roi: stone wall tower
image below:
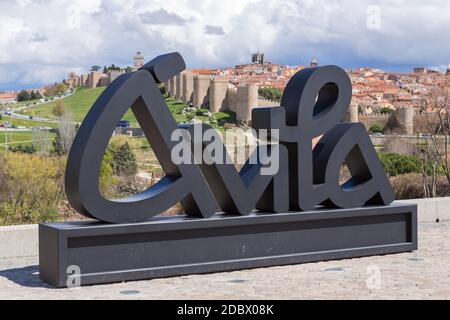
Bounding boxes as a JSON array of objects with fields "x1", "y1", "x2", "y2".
[
  {"x1": 397, "y1": 107, "x2": 414, "y2": 135},
  {"x1": 182, "y1": 72, "x2": 194, "y2": 104},
  {"x1": 343, "y1": 104, "x2": 358, "y2": 123},
  {"x1": 169, "y1": 76, "x2": 176, "y2": 98},
  {"x1": 193, "y1": 76, "x2": 211, "y2": 108},
  {"x1": 236, "y1": 85, "x2": 258, "y2": 121},
  {"x1": 384, "y1": 106, "x2": 415, "y2": 135},
  {"x1": 210, "y1": 78, "x2": 228, "y2": 112},
  {"x1": 175, "y1": 72, "x2": 184, "y2": 100}
]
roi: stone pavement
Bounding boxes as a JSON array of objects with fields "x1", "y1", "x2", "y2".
[{"x1": 0, "y1": 222, "x2": 449, "y2": 300}]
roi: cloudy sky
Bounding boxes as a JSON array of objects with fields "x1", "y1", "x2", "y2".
[{"x1": 1, "y1": 0, "x2": 450, "y2": 90}]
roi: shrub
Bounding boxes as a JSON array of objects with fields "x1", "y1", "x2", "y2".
[
  {"x1": 369, "y1": 123, "x2": 383, "y2": 133},
  {"x1": 99, "y1": 149, "x2": 116, "y2": 195},
  {"x1": 378, "y1": 152, "x2": 422, "y2": 176},
  {"x1": 112, "y1": 143, "x2": 137, "y2": 176},
  {"x1": 0, "y1": 154, "x2": 65, "y2": 225},
  {"x1": 52, "y1": 100, "x2": 65, "y2": 117},
  {"x1": 196, "y1": 108, "x2": 209, "y2": 116},
  {"x1": 258, "y1": 87, "x2": 282, "y2": 102},
  {"x1": 9, "y1": 144, "x2": 36, "y2": 154},
  {"x1": 108, "y1": 141, "x2": 137, "y2": 176}
]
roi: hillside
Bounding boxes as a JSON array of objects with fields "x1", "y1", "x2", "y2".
[
  {"x1": 19, "y1": 87, "x2": 106, "y2": 123},
  {"x1": 17, "y1": 86, "x2": 236, "y2": 128}
]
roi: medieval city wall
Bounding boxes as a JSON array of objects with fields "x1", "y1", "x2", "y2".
[
  {"x1": 166, "y1": 73, "x2": 278, "y2": 121},
  {"x1": 165, "y1": 72, "x2": 416, "y2": 133}
]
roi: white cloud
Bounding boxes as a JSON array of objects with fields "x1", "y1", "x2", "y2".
[{"x1": 1, "y1": 0, "x2": 450, "y2": 89}]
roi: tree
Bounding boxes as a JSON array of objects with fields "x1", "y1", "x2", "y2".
[
  {"x1": 55, "y1": 83, "x2": 67, "y2": 96},
  {"x1": 109, "y1": 142, "x2": 137, "y2": 176},
  {"x1": 44, "y1": 82, "x2": 67, "y2": 98},
  {"x1": 53, "y1": 114, "x2": 76, "y2": 155},
  {"x1": 30, "y1": 90, "x2": 41, "y2": 100},
  {"x1": 258, "y1": 87, "x2": 282, "y2": 102},
  {"x1": 52, "y1": 100, "x2": 65, "y2": 117},
  {"x1": 32, "y1": 129, "x2": 52, "y2": 155},
  {"x1": 17, "y1": 90, "x2": 30, "y2": 102},
  {"x1": 418, "y1": 78, "x2": 450, "y2": 186},
  {"x1": 90, "y1": 65, "x2": 101, "y2": 72}
]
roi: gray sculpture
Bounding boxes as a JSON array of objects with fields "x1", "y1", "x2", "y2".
[
  {"x1": 39, "y1": 52, "x2": 416, "y2": 287},
  {"x1": 65, "y1": 53, "x2": 394, "y2": 223}
]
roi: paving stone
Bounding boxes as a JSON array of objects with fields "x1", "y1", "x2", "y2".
[{"x1": 0, "y1": 222, "x2": 449, "y2": 299}]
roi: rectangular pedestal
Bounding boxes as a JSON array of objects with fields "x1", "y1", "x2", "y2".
[{"x1": 39, "y1": 203, "x2": 417, "y2": 287}]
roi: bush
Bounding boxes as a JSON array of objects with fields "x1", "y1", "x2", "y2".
[
  {"x1": 17, "y1": 90, "x2": 31, "y2": 102},
  {"x1": 99, "y1": 149, "x2": 116, "y2": 195},
  {"x1": 369, "y1": 123, "x2": 383, "y2": 133},
  {"x1": 111, "y1": 142, "x2": 137, "y2": 176},
  {"x1": 196, "y1": 108, "x2": 209, "y2": 116},
  {"x1": 52, "y1": 100, "x2": 65, "y2": 117},
  {"x1": 0, "y1": 154, "x2": 65, "y2": 225},
  {"x1": 9, "y1": 144, "x2": 36, "y2": 154},
  {"x1": 258, "y1": 87, "x2": 282, "y2": 102},
  {"x1": 108, "y1": 141, "x2": 137, "y2": 176},
  {"x1": 378, "y1": 152, "x2": 422, "y2": 176}
]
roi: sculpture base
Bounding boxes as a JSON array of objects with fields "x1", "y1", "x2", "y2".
[{"x1": 39, "y1": 203, "x2": 417, "y2": 287}]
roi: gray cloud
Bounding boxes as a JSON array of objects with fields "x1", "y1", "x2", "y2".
[
  {"x1": 140, "y1": 9, "x2": 186, "y2": 26},
  {"x1": 1, "y1": 0, "x2": 450, "y2": 90},
  {"x1": 30, "y1": 33, "x2": 48, "y2": 42},
  {"x1": 205, "y1": 25, "x2": 225, "y2": 35}
]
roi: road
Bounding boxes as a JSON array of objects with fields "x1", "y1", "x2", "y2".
[{"x1": 1, "y1": 93, "x2": 73, "y2": 124}]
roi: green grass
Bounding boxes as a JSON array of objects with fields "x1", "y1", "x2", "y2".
[
  {"x1": 17, "y1": 87, "x2": 237, "y2": 128},
  {"x1": 0, "y1": 131, "x2": 57, "y2": 154},
  {"x1": 13, "y1": 99, "x2": 41, "y2": 108},
  {"x1": 8, "y1": 118, "x2": 58, "y2": 129},
  {"x1": 19, "y1": 87, "x2": 106, "y2": 122},
  {"x1": 0, "y1": 131, "x2": 34, "y2": 143}
]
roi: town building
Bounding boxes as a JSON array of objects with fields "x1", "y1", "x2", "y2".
[{"x1": 0, "y1": 92, "x2": 18, "y2": 105}]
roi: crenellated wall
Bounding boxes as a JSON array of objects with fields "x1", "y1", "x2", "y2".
[
  {"x1": 165, "y1": 73, "x2": 417, "y2": 130},
  {"x1": 166, "y1": 74, "x2": 281, "y2": 121}
]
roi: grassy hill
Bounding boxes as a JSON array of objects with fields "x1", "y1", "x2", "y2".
[
  {"x1": 18, "y1": 86, "x2": 236, "y2": 128},
  {"x1": 19, "y1": 87, "x2": 107, "y2": 123}
]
